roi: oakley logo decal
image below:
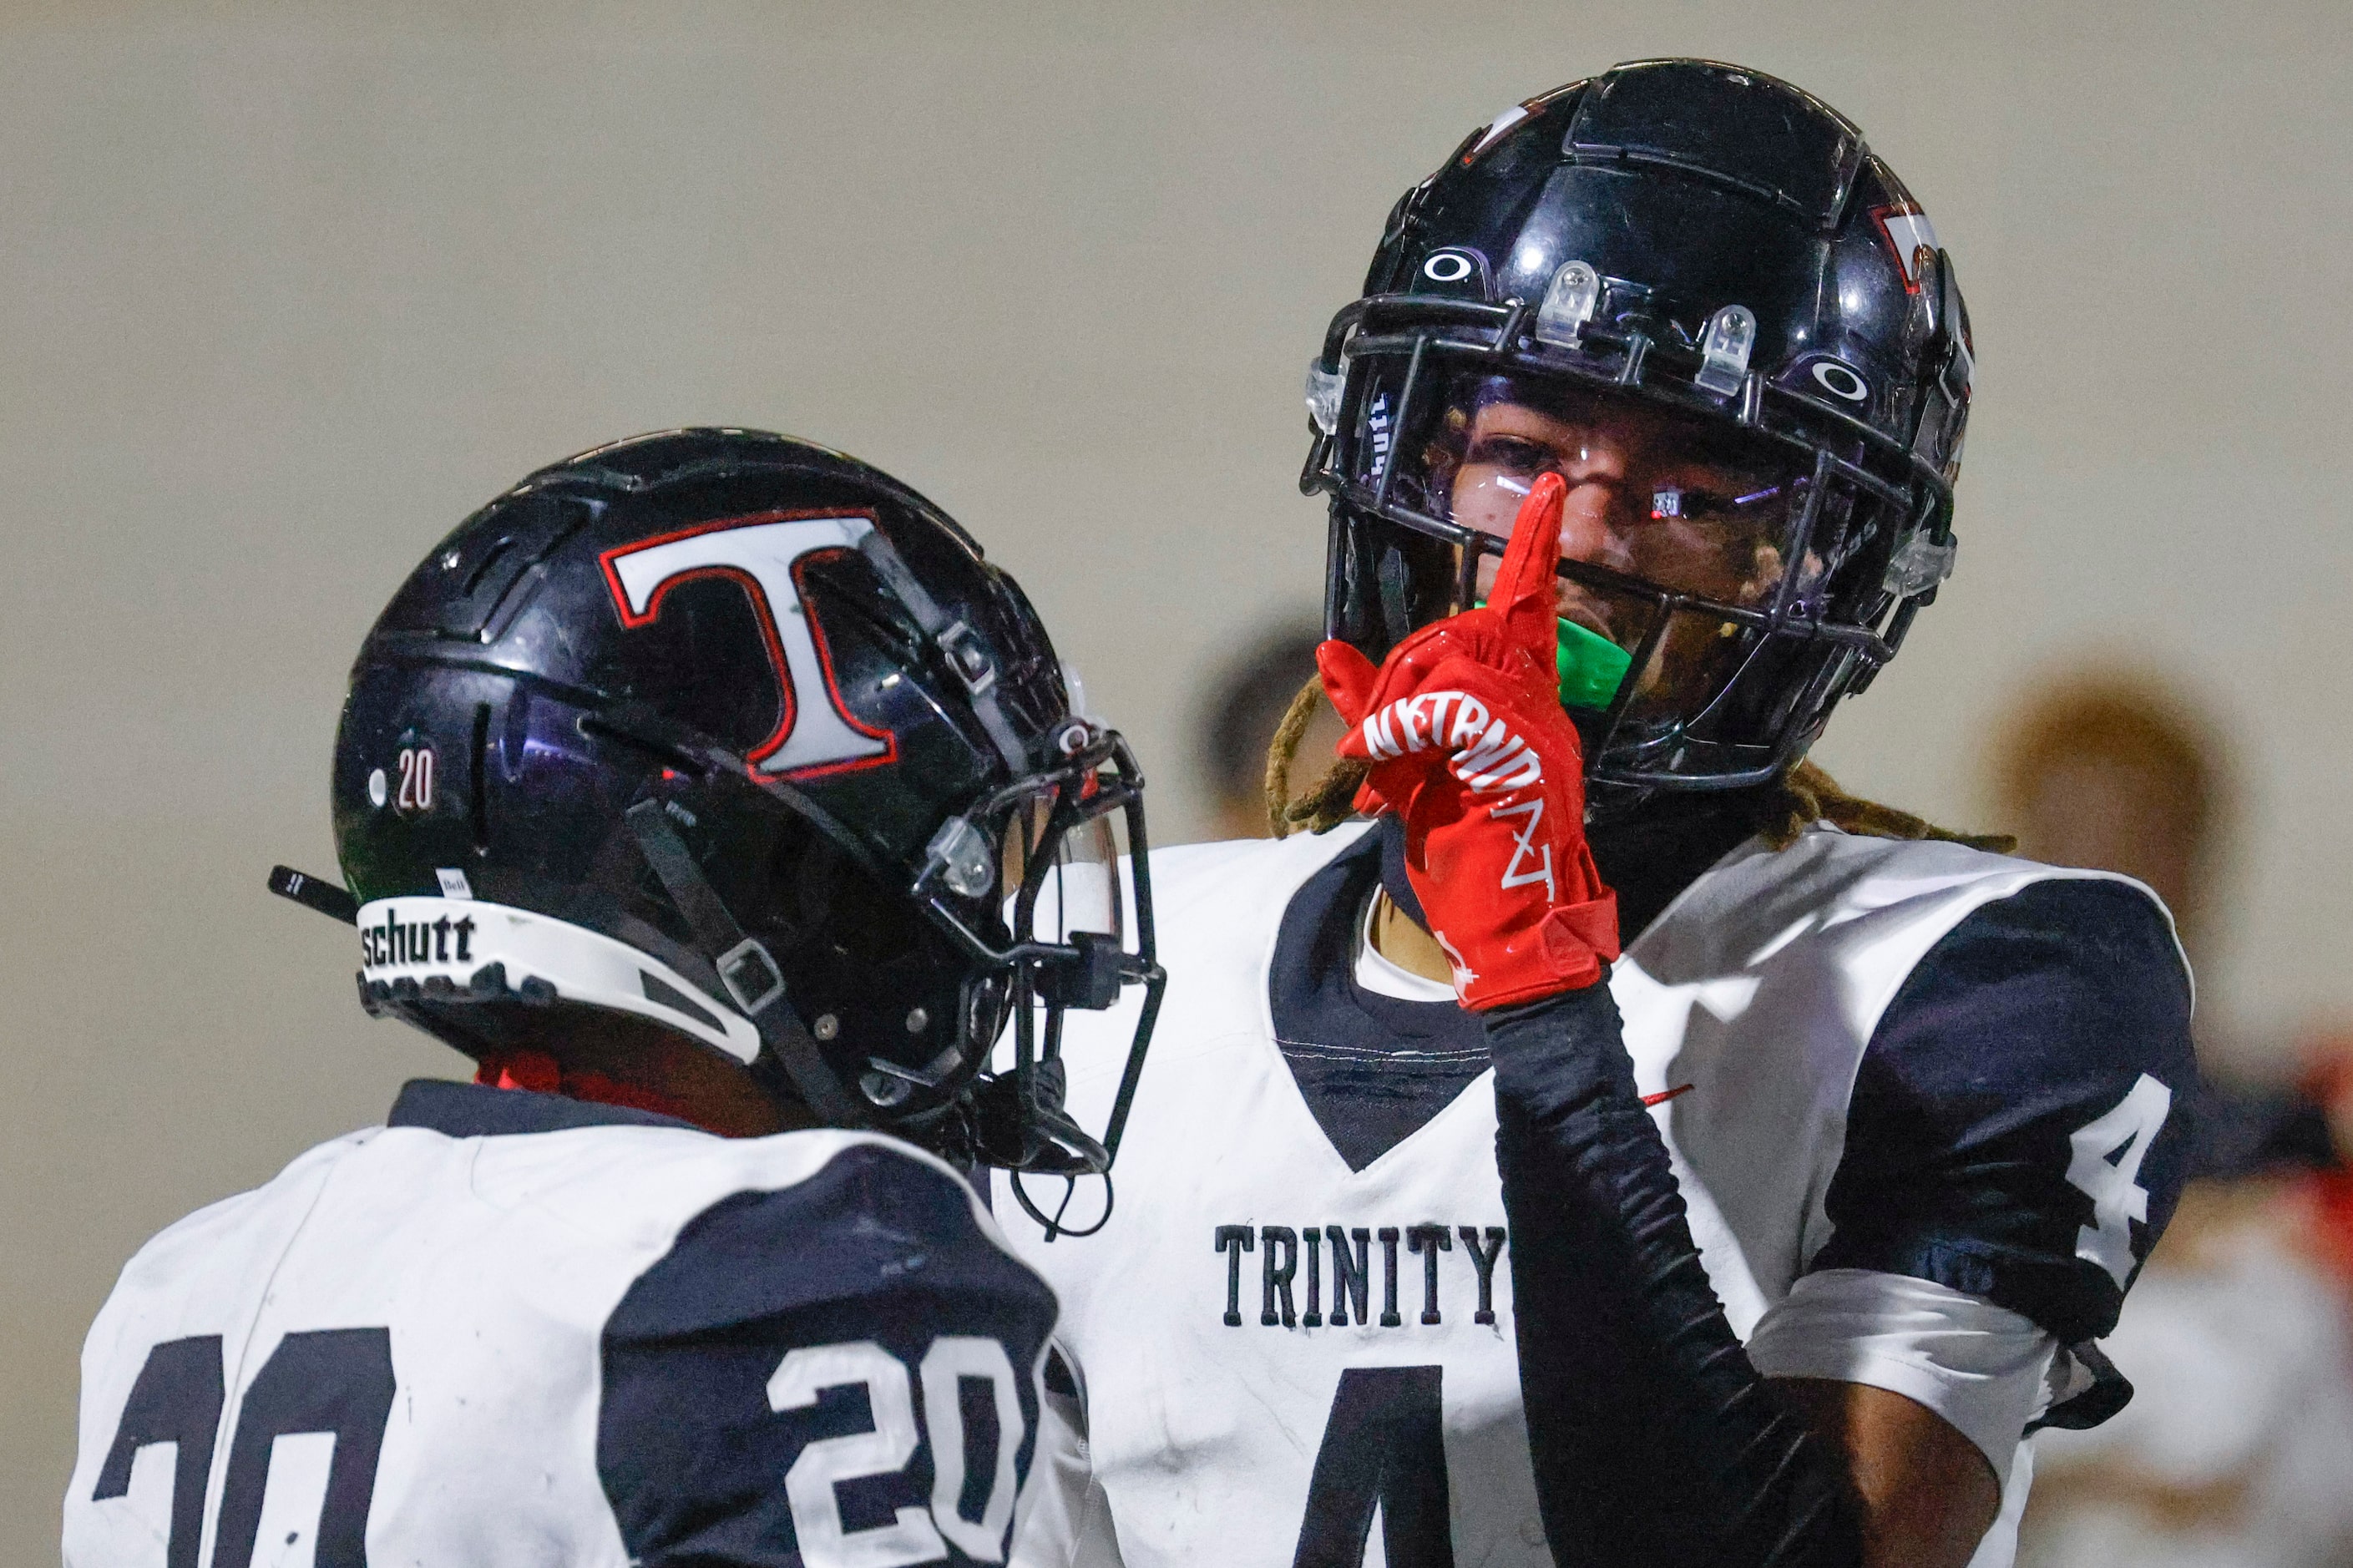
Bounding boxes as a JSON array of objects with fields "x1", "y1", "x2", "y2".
[
  {"x1": 600, "y1": 513, "x2": 896, "y2": 778},
  {"x1": 1809, "y1": 360, "x2": 1870, "y2": 402},
  {"x1": 1414, "y1": 247, "x2": 1492, "y2": 301}
]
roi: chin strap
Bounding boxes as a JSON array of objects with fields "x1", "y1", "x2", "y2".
[{"x1": 622, "y1": 800, "x2": 871, "y2": 1128}]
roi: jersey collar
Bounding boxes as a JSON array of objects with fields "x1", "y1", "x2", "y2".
[{"x1": 387, "y1": 1079, "x2": 703, "y2": 1138}]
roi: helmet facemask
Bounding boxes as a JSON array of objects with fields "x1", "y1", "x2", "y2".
[
  {"x1": 564, "y1": 672, "x2": 1163, "y2": 1198},
  {"x1": 908, "y1": 722, "x2": 1161, "y2": 1211},
  {"x1": 1304, "y1": 60, "x2": 1975, "y2": 802},
  {"x1": 1308, "y1": 294, "x2": 1954, "y2": 797}
]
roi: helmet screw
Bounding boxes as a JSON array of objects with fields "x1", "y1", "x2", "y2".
[
  {"x1": 859, "y1": 1070, "x2": 913, "y2": 1107},
  {"x1": 906, "y1": 1008, "x2": 929, "y2": 1033},
  {"x1": 813, "y1": 1014, "x2": 840, "y2": 1041}
]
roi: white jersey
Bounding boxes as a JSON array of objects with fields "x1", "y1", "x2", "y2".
[
  {"x1": 66, "y1": 1081, "x2": 1058, "y2": 1568},
  {"x1": 999, "y1": 821, "x2": 2196, "y2": 1568}
]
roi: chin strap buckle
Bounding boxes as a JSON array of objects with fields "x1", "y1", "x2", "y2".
[
  {"x1": 717, "y1": 938, "x2": 785, "y2": 1016},
  {"x1": 937, "y1": 620, "x2": 998, "y2": 695},
  {"x1": 1034, "y1": 930, "x2": 1126, "y2": 1011},
  {"x1": 623, "y1": 798, "x2": 871, "y2": 1128}
]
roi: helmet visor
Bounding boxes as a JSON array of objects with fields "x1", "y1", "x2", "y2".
[
  {"x1": 1338, "y1": 359, "x2": 1905, "y2": 781},
  {"x1": 1365, "y1": 366, "x2": 1824, "y2": 616},
  {"x1": 1002, "y1": 785, "x2": 1128, "y2": 953}
]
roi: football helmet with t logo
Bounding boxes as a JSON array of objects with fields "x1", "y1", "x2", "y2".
[
  {"x1": 1303, "y1": 58, "x2": 1976, "y2": 802},
  {"x1": 274, "y1": 428, "x2": 1162, "y2": 1178}
]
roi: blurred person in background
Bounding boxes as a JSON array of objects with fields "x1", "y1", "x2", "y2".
[
  {"x1": 2015, "y1": 1189, "x2": 2353, "y2": 1568},
  {"x1": 1195, "y1": 620, "x2": 1349, "y2": 840},
  {"x1": 1991, "y1": 671, "x2": 2219, "y2": 962},
  {"x1": 1990, "y1": 671, "x2": 2349, "y2": 1177},
  {"x1": 1994, "y1": 670, "x2": 2353, "y2": 1568}
]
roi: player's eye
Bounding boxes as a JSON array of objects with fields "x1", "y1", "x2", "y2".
[{"x1": 1466, "y1": 434, "x2": 1556, "y2": 476}]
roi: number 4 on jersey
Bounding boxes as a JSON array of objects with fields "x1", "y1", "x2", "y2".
[
  {"x1": 1293, "y1": 1366, "x2": 1455, "y2": 1568},
  {"x1": 2066, "y1": 1072, "x2": 2173, "y2": 1288}
]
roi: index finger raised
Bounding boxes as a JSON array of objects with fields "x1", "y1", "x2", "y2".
[{"x1": 1492, "y1": 471, "x2": 1566, "y2": 655}]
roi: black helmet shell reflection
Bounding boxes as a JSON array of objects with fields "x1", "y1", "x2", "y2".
[{"x1": 317, "y1": 428, "x2": 1161, "y2": 1177}]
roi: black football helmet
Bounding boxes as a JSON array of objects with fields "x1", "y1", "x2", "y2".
[
  {"x1": 1303, "y1": 59, "x2": 1974, "y2": 800},
  {"x1": 271, "y1": 428, "x2": 1163, "y2": 1180}
]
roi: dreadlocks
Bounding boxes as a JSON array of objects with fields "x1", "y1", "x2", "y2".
[{"x1": 1263, "y1": 675, "x2": 2010, "y2": 852}]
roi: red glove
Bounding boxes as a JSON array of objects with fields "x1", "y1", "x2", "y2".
[{"x1": 1318, "y1": 472, "x2": 1619, "y2": 1008}]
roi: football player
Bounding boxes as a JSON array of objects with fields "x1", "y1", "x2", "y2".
[
  {"x1": 1002, "y1": 60, "x2": 2194, "y2": 1568},
  {"x1": 63, "y1": 430, "x2": 1162, "y2": 1567}
]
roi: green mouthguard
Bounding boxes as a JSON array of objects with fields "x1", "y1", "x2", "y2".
[
  {"x1": 1553, "y1": 615, "x2": 1632, "y2": 709},
  {"x1": 1475, "y1": 600, "x2": 1633, "y2": 710}
]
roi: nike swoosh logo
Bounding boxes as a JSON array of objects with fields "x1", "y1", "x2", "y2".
[{"x1": 1641, "y1": 1084, "x2": 1694, "y2": 1107}]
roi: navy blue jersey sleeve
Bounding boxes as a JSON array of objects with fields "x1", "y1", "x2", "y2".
[
  {"x1": 597, "y1": 1143, "x2": 1058, "y2": 1567},
  {"x1": 1812, "y1": 878, "x2": 2198, "y2": 1346}
]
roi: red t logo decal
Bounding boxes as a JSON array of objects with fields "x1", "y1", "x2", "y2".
[{"x1": 600, "y1": 512, "x2": 897, "y2": 778}]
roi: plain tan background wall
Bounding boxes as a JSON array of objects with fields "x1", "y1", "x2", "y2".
[{"x1": 4, "y1": 0, "x2": 2349, "y2": 1553}]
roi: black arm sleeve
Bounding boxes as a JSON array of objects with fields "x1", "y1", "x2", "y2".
[{"x1": 1488, "y1": 985, "x2": 1863, "y2": 1568}]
